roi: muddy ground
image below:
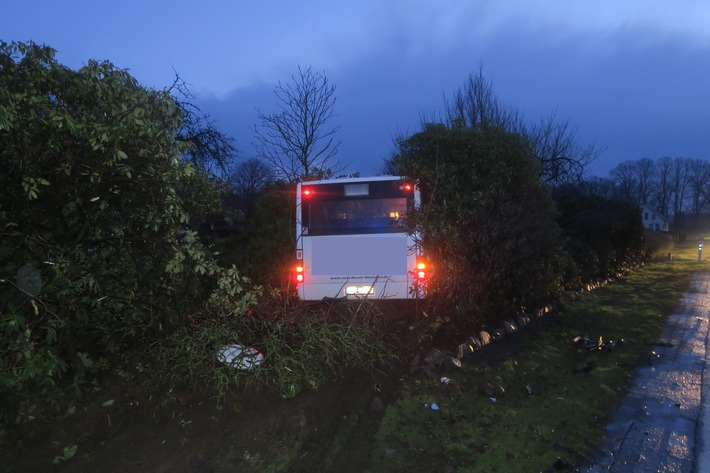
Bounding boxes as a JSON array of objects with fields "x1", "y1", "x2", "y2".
[{"x1": 6, "y1": 308, "x2": 528, "y2": 473}]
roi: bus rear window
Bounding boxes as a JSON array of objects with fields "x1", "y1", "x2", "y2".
[{"x1": 305, "y1": 197, "x2": 408, "y2": 235}]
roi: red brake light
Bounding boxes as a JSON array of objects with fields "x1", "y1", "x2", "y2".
[
  {"x1": 303, "y1": 188, "x2": 312, "y2": 197},
  {"x1": 295, "y1": 263, "x2": 304, "y2": 283},
  {"x1": 402, "y1": 183, "x2": 413, "y2": 192},
  {"x1": 416, "y1": 261, "x2": 426, "y2": 280}
]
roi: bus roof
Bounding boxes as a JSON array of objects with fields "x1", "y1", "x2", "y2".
[{"x1": 298, "y1": 175, "x2": 404, "y2": 187}]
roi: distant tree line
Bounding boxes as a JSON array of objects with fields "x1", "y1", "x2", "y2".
[{"x1": 579, "y1": 157, "x2": 710, "y2": 229}]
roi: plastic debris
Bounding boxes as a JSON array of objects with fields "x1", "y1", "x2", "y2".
[
  {"x1": 440, "y1": 376, "x2": 451, "y2": 385},
  {"x1": 217, "y1": 344, "x2": 264, "y2": 370},
  {"x1": 424, "y1": 403, "x2": 440, "y2": 410}
]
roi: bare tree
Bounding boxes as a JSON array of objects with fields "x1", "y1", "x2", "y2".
[
  {"x1": 230, "y1": 158, "x2": 274, "y2": 199},
  {"x1": 653, "y1": 157, "x2": 673, "y2": 217},
  {"x1": 688, "y1": 159, "x2": 710, "y2": 223},
  {"x1": 252, "y1": 65, "x2": 342, "y2": 182},
  {"x1": 441, "y1": 68, "x2": 597, "y2": 186},
  {"x1": 672, "y1": 157, "x2": 692, "y2": 216},
  {"x1": 228, "y1": 158, "x2": 274, "y2": 217},
  {"x1": 525, "y1": 112, "x2": 598, "y2": 186},
  {"x1": 582, "y1": 176, "x2": 616, "y2": 198},
  {"x1": 611, "y1": 161, "x2": 638, "y2": 201},
  {"x1": 635, "y1": 158, "x2": 656, "y2": 205},
  {"x1": 170, "y1": 75, "x2": 236, "y2": 176},
  {"x1": 444, "y1": 68, "x2": 522, "y2": 131}
]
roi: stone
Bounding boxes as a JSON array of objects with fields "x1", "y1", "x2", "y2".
[
  {"x1": 424, "y1": 349, "x2": 448, "y2": 368},
  {"x1": 514, "y1": 315, "x2": 527, "y2": 328},
  {"x1": 286, "y1": 413, "x2": 307, "y2": 429},
  {"x1": 443, "y1": 356, "x2": 462, "y2": 371},
  {"x1": 468, "y1": 335, "x2": 482, "y2": 350},
  {"x1": 480, "y1": 382, "x2": 496, "y2": 397},
  {"x1": 503, "y1": 320, "x2": 518, "y2": 336},
  {"x1": 478, "y1": 331, "x2": 491, "y2": 346},
  {"x1": 370, "y1": 396, "x2": 386, "y2": 412},
  {"x1": 456, "y1": 343, "x2": 467, "y2": 359}
]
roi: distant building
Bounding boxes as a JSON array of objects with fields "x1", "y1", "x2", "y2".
[{"x1": 641, "y1": 205, "x2": 669, "y2": 232}]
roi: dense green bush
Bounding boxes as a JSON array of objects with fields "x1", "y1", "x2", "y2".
[
  {"x1": 0, "y1": 42, "x2": 259, "y2": 426},
  {"x1": 389, "y1": 123, "x2": 571, "y2": 325},
  {"x1": 553, "y1": 186, "x2": 648, "y2": 283},
  {"x1": 219, "y1": 183, "x2": 297, "y2": 290}
]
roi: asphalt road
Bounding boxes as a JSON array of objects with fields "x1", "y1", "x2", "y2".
[{"x1": 582, "y1": 272, "x2": 710, "y2": 473}]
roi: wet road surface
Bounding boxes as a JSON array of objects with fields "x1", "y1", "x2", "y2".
[{"x1": 582, "y1": 273, "x2": 710, "y2": 473}]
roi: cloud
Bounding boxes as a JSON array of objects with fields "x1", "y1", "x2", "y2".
[{"x1": 7, "y1": 0, "x2": 709, "y2": 177}]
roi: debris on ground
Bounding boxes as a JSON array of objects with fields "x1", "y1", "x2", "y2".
[
  {"x1": 479, "y1": 381, "x2": 505, "y2": 398},
  {"x1": 573, "y1": 335, "x2": 627, "y2": 351},
  {"x1": 217, "y1": 344, "x2": 264, "y2": 370}
]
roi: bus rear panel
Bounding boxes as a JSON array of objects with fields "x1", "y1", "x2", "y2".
[{"x1": 295, "y1": 176, "x2": 425, "y2": 301}]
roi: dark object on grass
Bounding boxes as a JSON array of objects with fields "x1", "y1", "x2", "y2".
[
  {"x1": 572, "y1": 362, "x2": 597, "y2": 374},
  {"x1": 541, "y1": 456, "x2": 573, "y2": 473},
  {"x1": 573, "y1": 335, "x2": 627, "y2": 351},
  {"x1": 573, "y1": 335, "x2": 602, "y2": 350},
  {"x1": 553, "y1": 457, "x2": 573, "y2": 470}
]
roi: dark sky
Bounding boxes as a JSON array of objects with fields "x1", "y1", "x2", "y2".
[{"x1": 5, "y1": 1, "x2": 710, "y2": 177}]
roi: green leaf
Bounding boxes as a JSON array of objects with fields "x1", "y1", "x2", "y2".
[
  {"x1": 63, "y1": 444, "x2": 78, "y2": 459},
  {"x1": 101, "y1": 399, "x2": 115, "y2": 407}
]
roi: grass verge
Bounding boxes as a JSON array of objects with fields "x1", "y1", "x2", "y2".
[{"x1": 366, "y1": 237, "x2": 707, "y2": 473}]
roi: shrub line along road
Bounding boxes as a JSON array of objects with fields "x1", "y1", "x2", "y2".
[{"x1": 582, "y1": 272, "x2": 710, "y2": 473}]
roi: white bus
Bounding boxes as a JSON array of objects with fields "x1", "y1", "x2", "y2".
[{"x1": 295, "y1": 176, "x2": 426, "y2": 301}]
